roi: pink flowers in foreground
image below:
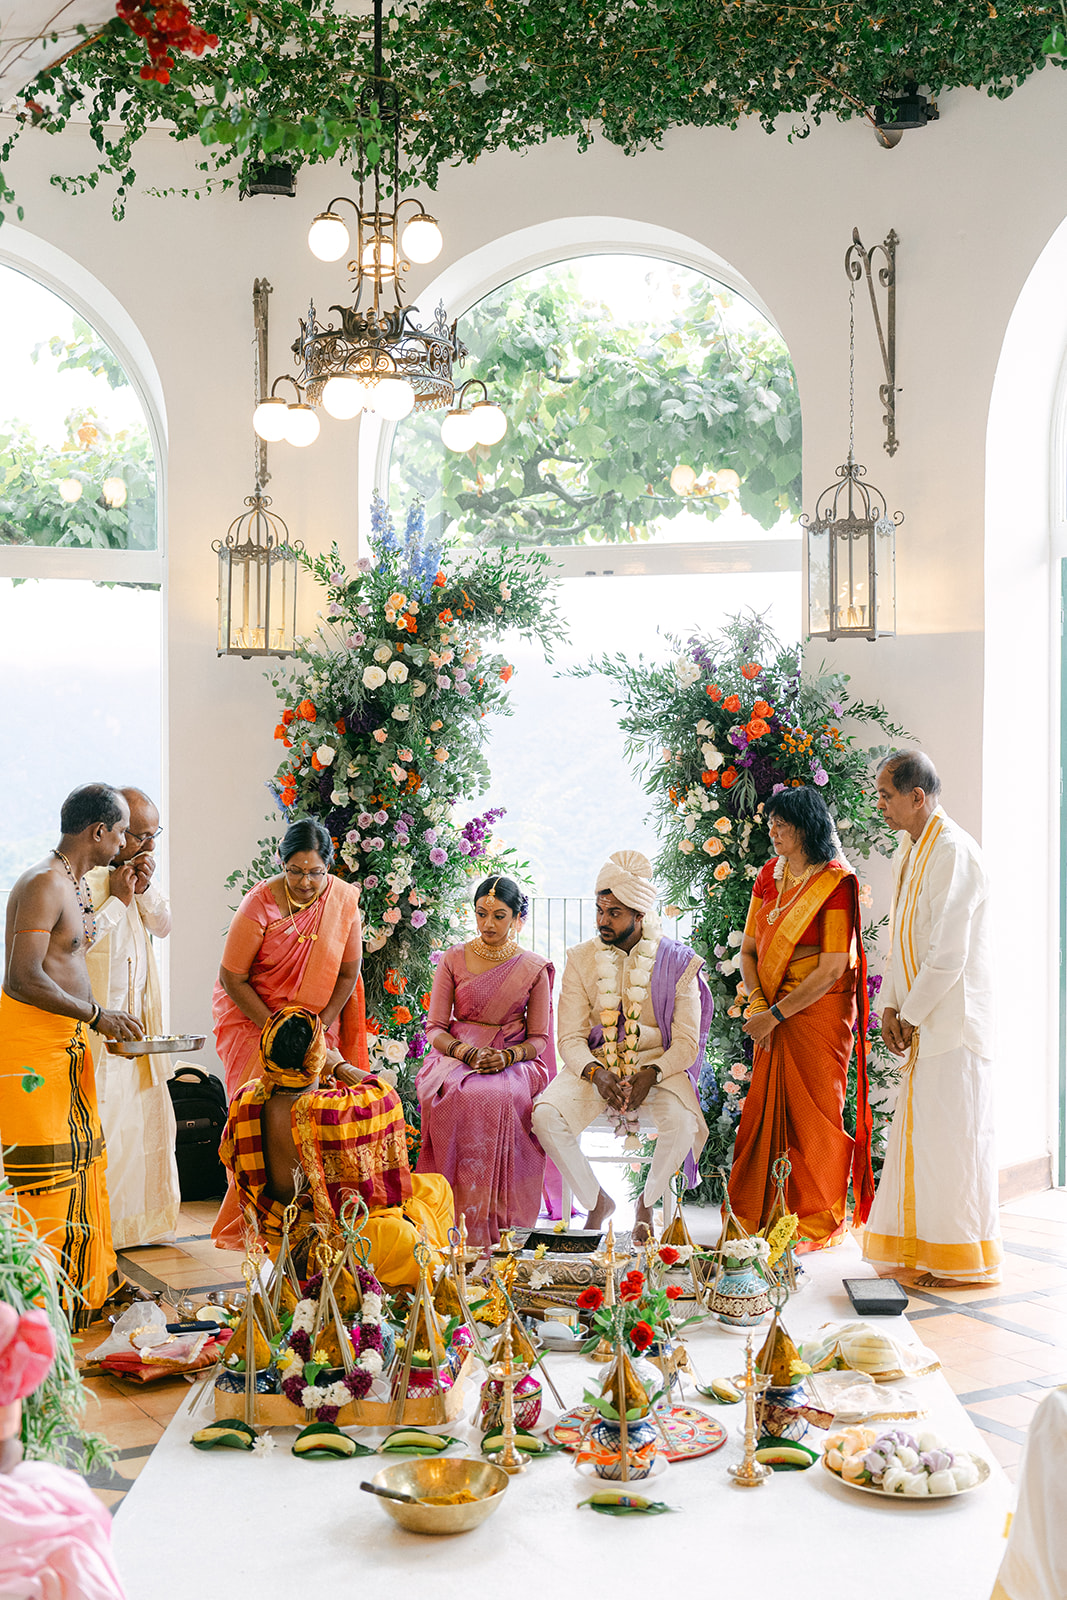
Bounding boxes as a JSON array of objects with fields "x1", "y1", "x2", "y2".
[{"x1": 0, "y1": 1305, "x2": 55, "y2": 1403}]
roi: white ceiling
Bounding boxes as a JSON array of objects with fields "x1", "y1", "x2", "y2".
[{"x1": 0, "y1": 0, "x2": 120, "y2": 108}]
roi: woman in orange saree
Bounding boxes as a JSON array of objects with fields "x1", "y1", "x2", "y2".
[
  {"x1": 727, "y1": 787, "x2": 873, "y2": 1251},
  {"x1": 211, "y1": 819, "x2": 366, "y2": 1246}
]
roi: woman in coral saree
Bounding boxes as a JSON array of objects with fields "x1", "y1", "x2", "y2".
[
  {"x1": 211, "y1": 819, "x2": 366, "y2": 1246},
  {"x1": 727, "y1": 787, "x2": 873, "y2": 1251},
  {"x1": 417, "y1": 877, "x2": 555, "y2": 1245}
]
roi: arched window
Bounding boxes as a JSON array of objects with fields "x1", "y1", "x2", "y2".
[
  {"x1": 384, "y1": 250, "x2": 801, "y2": 897},
  {"x1": 0, "y1": 259, "x2": 163, "y2": 893}
]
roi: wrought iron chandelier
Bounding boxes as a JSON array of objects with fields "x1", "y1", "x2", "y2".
[
  {"x1": 803, "y1": 244, "x2": 902, "y2": 641},
  {"x1": 252, "y1": 0, "x2": 505, "y2": 453}
]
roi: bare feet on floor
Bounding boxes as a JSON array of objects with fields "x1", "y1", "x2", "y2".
[
  {"x1": 585, "y1": 1188, "x2": 616, "y2": 1233},
  {"x1": 631, "y1": 1199, "x2": 654, "y2": 1245},
  {"x1": 912, "y1": 1271, "x2": 993, "y2": 1289}
]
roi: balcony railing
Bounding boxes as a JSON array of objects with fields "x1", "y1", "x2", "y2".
[{"x1": 517, "y1": 897, "x2": 696, "y2": 975}]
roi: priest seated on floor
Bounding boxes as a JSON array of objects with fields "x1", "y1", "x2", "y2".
[{"x1": 219, "y1": 1005, "x2": 453, "y2": 1289}]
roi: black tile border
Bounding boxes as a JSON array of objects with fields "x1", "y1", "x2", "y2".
[{"x1": 966, "y1": 1412, "x2": 1028, "y2": 1445}]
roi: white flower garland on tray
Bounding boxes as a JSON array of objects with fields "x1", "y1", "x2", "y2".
[{"x1": 594, "y1": 918, "x2": 660, "y2": 1151}]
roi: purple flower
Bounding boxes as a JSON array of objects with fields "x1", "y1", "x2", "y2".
[
  {"x1": 400, "y1": 812, "x2": 414, "y2": 825},
  {"x1": 831, "y1": 700, "x2": 843, "y2": 715},
  {"x1": 728, "y1": 727, "x2": 748, "y2": 749},
  {"x1": 453, "y1": 667, "x2": 467, "y2": 681},
  {"x1": 411, "y1": 909, "x2": 428, "y2": 927},
  {"x1": 375, "y1": 809, "x2": 388, "y2": 824},
  {"x1": 430, "y1": 951, "x2": 444, "y2": 966},
  {"x1": 812, "y1": 768, "x2": 829, "y2": 787},
  {"x1": 771, "y1": 783, "x2": 787, "y2": 794},
  {"x1": 437, "y1": 675, "x2": 450, "y2": 688},
  {"x1": 329, "y1": 570, "x2": 344, "y2": 584},
  {"x1": 329, "y1": 601, "x2": 343, "y2": 615},
  {"x1": 395, "y1": 831, "x2": 409, "y2": 846},
  {"x1": 364, "y1": 875, "x2": 379, "y2": 889},
  {"x1": 458, "y1": 838, "x2": 472, "y2": 854},
  {"x1": 423, "y1": 828, "x2": 438, "y2": 844},
  {"x1": 429, "y1": 847, "x2": 447, "y2": 866},
  {"x1": 357, "y1": 601, "x2": 371, "y2": 616},
  {"x1": 867, "y1": 973, "x2": 883, "y2": 996},
  {"x1": 357, "y1": 557, "x2": 373, "y2": 573},
  {"x1": 455, "y1": 682, "x2": 470, "y2": 697},
  {"x1": 351, "y1": 631, "x2": 366, "y2": 647},
  {"x1": 869, "y1": 1011, "x2": 881, "y2": 1031}
]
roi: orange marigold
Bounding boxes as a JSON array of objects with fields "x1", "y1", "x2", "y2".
[
  {"x1": 438, "y1": 609, "x2": 454, "y2": 624},
  {"x1": 432, "y1": 571, "x2": 446, "y2": 587},
  {"x1": 383, "y1": 968, "x2": 407, "y2": 995}
]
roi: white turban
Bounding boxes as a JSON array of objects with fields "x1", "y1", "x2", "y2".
[{"x1": 595, "y1": 849, "x2": 657, "y2": 916}]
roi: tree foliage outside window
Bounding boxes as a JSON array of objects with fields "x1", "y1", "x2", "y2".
[
  {"x1": 390, "y1": 259, "x2": 800, "y2": 548},
  {"x1": 0, "y1": 315, "x2": 156, "y2": 552}
]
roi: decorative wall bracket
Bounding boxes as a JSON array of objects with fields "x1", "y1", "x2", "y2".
[
  {"x1": 253, "y1": 277, "x2": 273, "y2": 489},
  {"x1": 845, "y1": 228, "x2": 898, "y2": 457}
]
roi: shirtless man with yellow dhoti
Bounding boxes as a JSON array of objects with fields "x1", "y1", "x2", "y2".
[
  {"x1": 221, "y1": 1005, "x2": 453, "y2": 1290},
  {"x1": 1, "y1": 785, "x2": 143, "y2": 1322}
]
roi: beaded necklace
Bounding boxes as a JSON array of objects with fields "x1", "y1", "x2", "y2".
[{"x1": 53, "y1": 851, "x2": 97, "y2": 947}]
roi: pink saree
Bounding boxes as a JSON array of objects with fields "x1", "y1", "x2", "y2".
[
  {"x1": 417, "y1": 946, "x2": 555, "y2": 1245},
  {"x1": 211, "y1": 876, "x2": 363, "y2": 1246}
]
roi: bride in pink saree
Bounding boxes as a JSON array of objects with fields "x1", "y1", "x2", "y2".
[
  {"x1": 211, "y1": 819, "x2": 365, "y2": 1246},
  {"x1": 417, "y1": 877, "x2": 555, "y2": 1245}
]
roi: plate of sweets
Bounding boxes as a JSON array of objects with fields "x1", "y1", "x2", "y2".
[{"x1": 822, "y1": 1426, "x2": 989, "y2": 1498}]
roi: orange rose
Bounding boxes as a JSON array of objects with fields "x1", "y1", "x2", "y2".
[
  {"x1": 723, "y1": 694, "x2": 741, "y2": 713},
  {"x1": 383, "y1": 968, "x2": 407, "y2": 995},
  {"x1": 745, "y1": 717, "x2": 770, "y2": 741},
  {"x1": 706, "y1": 685, "x2": 723, "y2": 702},
  {"x1": 297, "y1": 698, "x2": 317, "y2": 722},
  {"x1": 311, "y1": 752, "x2": 323, "y2": 771},
  {"x1": 281, "y1": 708, "x2": 295, "y2": 726},
  {"x1": 335, "y1": 718, "x2": 346, "y2": 735},
  {"x1": 499, "y1": 665, "x2": 514, "y2": 683},
  {"x1": 721, "y1": 767, "x2": 738, "y2": 790},
  {"x1": 701, "y1": 770, "x2": 718, "y2": 786},
  {"x1": 420, "y1": 992, "x2": 432, "y2": 1011},
  {"x1": 273, "y1": 724, "x2": 288, "y2": 741},
  {"x1": 438, "y1": 609, "x2": 454, "y2": 624},
  {"x1": 365, "y1": 1016, "x2": 381, "y2": 1035},
  {"x1": 752, "y1": 699, "x2": 773, "y2": 718},
  {"x1": 392, "y1": 1005, "x2": 413, "y2": 1025},
  {"x1": 741, "y1": 662, "x2": 762, "y2": 680},
  {"x1": 432, "y1": 571, "x2": 446, "y2": 587},
  {"x1": 713, "y1": 862, "x2": 733, "y2": 880}
]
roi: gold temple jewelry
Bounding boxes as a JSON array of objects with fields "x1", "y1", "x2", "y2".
[
  {"x1": 284, "y1": 878, "x2": 324, "y2": 942},
  {"x1": 469, "y1": 932, "x2": 518, "y2": 963},
  {"x1": 766, "y1": 861, "x2": 817, "y2": 925},
  {"x1": 482, "y1": 877, "x2": 503, "y2": 908}
]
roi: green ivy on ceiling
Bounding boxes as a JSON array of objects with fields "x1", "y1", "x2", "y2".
[{"x1": 1, "y1": 1, "x2": 1064, "y2": 223}]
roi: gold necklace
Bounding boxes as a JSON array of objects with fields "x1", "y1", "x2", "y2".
[
  {"x1": 469, "y1": 933, "x2": 518, "y2": 964},
  {"x1": 284, "y1": 879, "x2": 324, "y2": 943},
  {"x1": 766, "y1": 861, "x2": 817, "y2": 924}
]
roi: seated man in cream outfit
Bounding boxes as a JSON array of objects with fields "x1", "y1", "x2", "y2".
[{"x1": 532, "y1": 850, "x2": 712, "y2": 1242}]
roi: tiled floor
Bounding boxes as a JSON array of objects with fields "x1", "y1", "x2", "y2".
[{"x1": 73, "y1": 1190, "x2": 1067, "y2": 1509}]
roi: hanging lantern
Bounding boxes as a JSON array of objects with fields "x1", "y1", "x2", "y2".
[
  {"x1": 213, "y1": 494, "x2": 303, "y2": 658},
  {"x1": 803, "y1": 455, "x2": 900, "y2": 640}
]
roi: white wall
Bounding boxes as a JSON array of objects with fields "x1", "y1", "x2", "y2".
[{"x1": 4, "y1": 67, "x2": 1067, "y2": 1165}]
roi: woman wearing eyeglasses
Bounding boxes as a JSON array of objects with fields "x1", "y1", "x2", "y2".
[{"x1": 210, "y1": 817, "x2": 364, "y2": 1246}]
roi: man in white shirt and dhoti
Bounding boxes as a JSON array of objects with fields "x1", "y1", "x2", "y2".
[
  {"x1": 532, "y1": 850, "x2": 712, "y2": 1242},
  {"x1": 86, "y1": 788, "x2": 181, "y2": 1249},
  {"x1": 864, "y1": 752, "x2": 1003, "y2": 1287}
]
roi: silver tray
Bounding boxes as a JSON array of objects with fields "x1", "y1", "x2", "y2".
[
  {"x1": 109, "y1": 1034, "x2": 207, "y2": 1057},
  {"x1": 821, "y1": 1452, "x2": 990, "y2": 1499}
]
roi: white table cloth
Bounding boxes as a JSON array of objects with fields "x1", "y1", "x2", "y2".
[{"x1": 112, "y1": 1240, "x2": 1011, "y2": 1599}]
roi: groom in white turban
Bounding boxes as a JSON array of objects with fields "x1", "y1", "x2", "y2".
[{"x1": 532, "y1": 850, "x2": 712, "y2": 1242}]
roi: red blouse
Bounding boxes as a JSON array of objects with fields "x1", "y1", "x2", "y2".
[{"x1": 745, "y1": 860, "x2": 853, "y2": 951}]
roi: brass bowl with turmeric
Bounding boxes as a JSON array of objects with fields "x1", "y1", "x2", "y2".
[{"x1": 370, "y1": 1457, "x2": 509, "y2": 1535}]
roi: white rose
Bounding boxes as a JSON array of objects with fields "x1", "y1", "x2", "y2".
[
  {"x1": 315, "y1": 744, "x2": 335, "y2": 766},
  {"x1": 628, "y1": 985, "x2": 648, "y2": 1002},
  {"x1": 387, "y1": 660, "x2": 409, "y2": 683},
  {"x1": 381, "y1": 1037, "x2": 408, "y2": 1064},
  {"x1": 695, "y1": 718, "x2": 713, "y2": 736},
  {"x1": 362, "y1": 665, "x2": 387, "y2": 689},
  {"x1": 678, "y1": 838, "x2": 695, "y2": 854},
  {"x1": 411, "y1": 680, "x2": 427, "y2": 697},
  {"x1": 701, "y1": 742, "x2": 724, "y2": 770},
  {"x1": 392, "y1": 705, "x2": 411, "y2": 721},
  {"x1": 365, "y1": 930, "x2": 388, "y2": 952},
  {"x1": 674, "y1": 656, "x2": 700, "y2": 686},
  {"x1": 330, "y1": 788, "x2": 348, "y2": 806},
  {"x1": 728, "y1": 930, "x2": 743, "y2": 947},
  {"x1": 373, "y1": 644, "x2": 392, "y2": 663},
  {"x1": 684, "y1": 813, "x2": 698, "y2": 833}
]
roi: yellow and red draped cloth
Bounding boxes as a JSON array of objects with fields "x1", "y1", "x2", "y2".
[
  {"x1": 219, "y1": 1008, "x2": 451, "y2": 1289},
  {"x1": 211, "y1": 878, "x2": 368, "y2": 1247},
  {"x1": 0, "y1": 991, "x2": 116, "y2": 1322},
  {"x1": 727, "y1": 861, "x2": 874, "y2": 1250}
]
